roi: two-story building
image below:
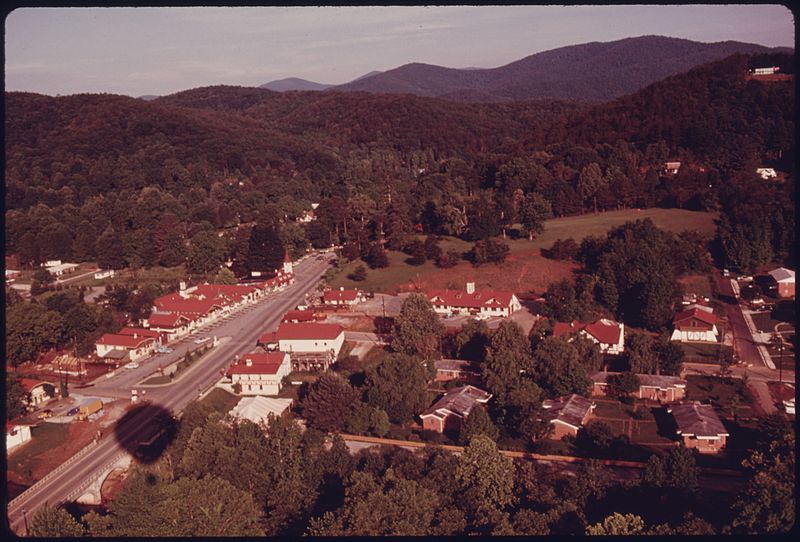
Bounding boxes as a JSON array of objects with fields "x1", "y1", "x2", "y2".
[
  {"x1": 258, "y1": 323, "x2": 345, "y2": 371},
  {"x1": 227, "y1": 352, "x2": 292, "y2": 396}
]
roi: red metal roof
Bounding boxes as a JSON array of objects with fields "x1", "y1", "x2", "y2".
[
  {"x1": 118, "y1": 327, "x2": 164, "y2": 340},
  {"x1": 324, "y1": 289, "x2": 359, "y2": 302},
  {"x1": 147, "y1": 312, "x2": 191, "y2": 328},
  {"x1": 96, "y1": 333, "x2": 155, "y2": 349},
  {"x1": 428, "y1": 288, "x2": 515, "y2": 309},
  {"x1": 227, "y1": 352, "x2": 288, "y2": 376},
  {"x1": 283, "y1": 310, "x2": 315, "y2": 322},
  {"x1": 553, "y1": 319, "x2": 622, "y2": 345},
  {"x1": 673, "y1": 308, "x2": 717, "y2": 328},
  {"x1": 258, "y1": 331, "x2": 278, "y2": 345},
  {"x1": 276, "y1": 322, "x2": 344, "y2": 341},
  {"x1": 19, "y1": 378, "x2": 49, "y2": 393},
  {"x1": 155, "y1": 297, "x2": 224, "y2": 315}
]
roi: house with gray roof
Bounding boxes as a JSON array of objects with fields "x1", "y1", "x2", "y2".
[
  {"x1": 420, "y1": 385, "x2": 491, "y2": 434},
  {"x1": 668, "y1": 401, "x2": 729, "y2": 453},
  {"x1": 540, "y1": 394, "x2": 595, "y2": 439},
  {"x1": 434, "y1": 359, "x2": 481, "y2": 384}
]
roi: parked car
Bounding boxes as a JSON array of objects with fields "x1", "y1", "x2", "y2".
[
  {"x1": 125, "y1": 362, "x2": 140, "y2": 369},
  {"x1": 67, "y1": 407, "x2": 80, "y2": 416},
  {"x1": 194, "y1": 337, "x2": 210, "y2": 345},
  {"x1": 37, "y1": 409, "x2": 53, "y2": 419}
]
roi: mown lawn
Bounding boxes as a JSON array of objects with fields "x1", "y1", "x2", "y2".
[
  {"x1": 685, "y1": 375, "x2": 755, "y2": 417},
  {"x1": 329, "y1": 208, "x2": 717, "y2": 293},
  {"x1": 679, "y1": 342, "x2": 731, "y2": 363}
]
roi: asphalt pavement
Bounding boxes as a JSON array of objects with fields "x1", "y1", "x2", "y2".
[{"x1": 6, "y1": 254, "x2": 334, "y2": 535}]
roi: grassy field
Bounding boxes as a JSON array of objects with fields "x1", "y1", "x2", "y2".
[
  {"x1": 679, "y1": 342, "x2": 732, "y2": 363},
  {"x1": 68, "y1": 264, "x2": 188, "y2": 289},
  {"x1": 329, "y1": 208, "x2": 717, "y2": 294},
  {"x1": 199, "y1": 388, "x2": 240, "y2": 414},
  {"x1": 685, "y1": 375, "x2": 755, "y2": 417},
  {"x1": 678, "y1": 274, "x2": 714, "y2": 298}
]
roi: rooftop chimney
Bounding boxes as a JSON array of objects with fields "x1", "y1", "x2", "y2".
[{"x1": 466, "y1": 282, "x2": 475, "y2": 294}]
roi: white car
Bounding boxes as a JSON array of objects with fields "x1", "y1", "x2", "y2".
[
  {"x1": 194, "y1": 337, "x2": 210, "y2": 345},
  {"x1": 125, "y1": 362, "x2": 140, "y2": 369}
]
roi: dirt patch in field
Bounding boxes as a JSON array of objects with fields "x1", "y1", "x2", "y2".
[
  {"x1": 6, "y1": 399, "x2": 129, "y2": 494},
  {"x1": 323, "y1": 314, "x2": 375, "y2": 332},
  {"x1": 400, "y1": 251, "x2": 578, "y2": 294}
]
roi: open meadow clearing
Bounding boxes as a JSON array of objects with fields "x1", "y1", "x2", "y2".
[{"x1": 330, "y1": 208, "x2": 717, "y2": 293}]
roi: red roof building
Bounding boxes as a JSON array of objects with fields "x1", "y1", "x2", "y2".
[
  {"x1": 147, "y1": 312, "x2": 193, "y2": 329},
  {"x1": 118, "y1": 327, "x2": 165, "y2": 343},
  {"x1": 670, "y1": 308, "x2": 719, "y2": 343},
  {"x1": 282, "y1": 310, "x2": 316, "y2": 323},
  {"x1": 323, "y1": 288, "x2": 362, "y2": 306},
  {"x1": 553, "y1": 319, "x2": 625, "y2": 355},
  {"x1": 428, "y1": 282, "x2": 520, "y2": 317},
  {"x1": 227, "y1": 352, "x2": 291, "y2": 396},
  {"x1": 95, "y1": 333, "x2": 156, "y2": 362}
]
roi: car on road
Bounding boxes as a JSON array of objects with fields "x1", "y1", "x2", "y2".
[
  {"x1": 37, "y1": 409, "x2": 53, "y2": 419},
  {"x1": 67, "y1": 407, "x2": 80, "y2": 416},
  {"x1": 125, "y1": 362, "x2": 140, "y2": 369},
  {"x1": 194, "y1": 337, "x2": 210, "y2": 345}
]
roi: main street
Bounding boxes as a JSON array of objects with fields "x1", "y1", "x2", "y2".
[{"x1": 6, "y1": 254, "x2": 334, "y2": 535}]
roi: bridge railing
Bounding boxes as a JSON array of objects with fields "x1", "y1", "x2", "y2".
[
  {"x1": 8, "y1": 438, "x2": 100, "y2": 510},
  {"x1": 60, "y1": 450, "x2": 130, "y2": 505}
]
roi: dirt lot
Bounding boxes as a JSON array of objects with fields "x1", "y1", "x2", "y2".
[
  {"x1": 322, "y1": 313, "x2": 376, "y2": 332},
  {"x1": 402, "y1": 251, "x2": 578, "y2": 295},
  {"x1": 7, "y1": 399, "x2": 128, "y2": 500}
]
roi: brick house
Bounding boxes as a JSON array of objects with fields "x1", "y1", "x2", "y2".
[
  {"x1": 227, "y1": 352, "x2": 292, "y2": 396},
  {"x1": 668, "y1": 402, "x2": 729, "y2": 453},
  {"x1": 540, "y1": 394, "x2": 596, "y2": 439},
  {"x1": 553, "y1": 318, "x2": 625, "y2": 355},
  {"x1": 428, "y1": 282, "x2": 521, "y2": 318},
  {"x1": 590, "y1": 371, "x2": 687, "y2": 403},
  {"x1": 670, "y1": 308, "x2": 719, "y2": 343},
  {"x1": 419, "y1": 385, "x2": 492, "y2": 434}
]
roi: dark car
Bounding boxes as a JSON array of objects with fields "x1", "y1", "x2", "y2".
[{"x1": 67, "y1": 407, "x2": 80, "y2": 416}]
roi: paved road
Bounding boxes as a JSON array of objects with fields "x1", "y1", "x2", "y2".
[{"x1": 6, "y1": 254, "x2": 334, "y2": 535}]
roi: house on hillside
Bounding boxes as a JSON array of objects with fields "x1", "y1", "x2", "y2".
[
  {"x1": 540, "y1": 394, "x2": 595, "y2": 439},
  {"x1": 434, "y1": 359, "x2": 481, "y2": 385},
  {"x1": 44, "y1": 261, "x2": 79, "y2": 277},
  {"x1": 227, "y1": 352, "x2": 291, "y2": 396},
  {"x1": 6, "y1": 423, "x2": 32, "y2": 452},
  {"x1": 756, "y1": 167, "x2": 778, "y2": 180},
  {"x1": 5, "y1": 269, "x2": 21, "y2": 281},
  {"x1": 590, "y1": 371, "x2": 687, "y2": 403},
  {"x1": 553, "y1": 319, "x2": 625, "y2": 355},
  {"x1": 295, "y1": 203, "x2": 319, "y2": 223},
  {"x1": 95, "y1": 333, "x2": 156, "y2": 362},
  {"x1": 323, "y1": 287, "x2": 364, "y2": 307},
  {"x1": 420, "y1": 385, "x2": 492, "y2": 434},
  {"x1": 767, "y1": 267, "x2": 795, "y2": 298},
  {"x1": 670, "y1": 308, "x2": 719, "y2": 343},
  {"x1": 663, "y1": 161, "x2": 681, "y2": 175},
  {"x1": 428, "y1": 282, "x2": 521, "y2": 318},
  {"x1": 668, "y1": 402, "x2": 729, "y2": 453},
  {"x1": 258, "y1": 322, "x2": 345, "y2": 371},
  {"x1": 94, "y1": 269, "x2": 115, "y2": 280},
  {"x1": 19, "y1": 379, "x2": 52, "y2": 409}
]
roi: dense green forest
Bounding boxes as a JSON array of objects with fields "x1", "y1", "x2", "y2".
[
  {"x1": 5, "y1": 54, "x2": 793, "y2": 277},
  {"x1": 29, "y1": 403, "x2": 795, "y2": 536}
]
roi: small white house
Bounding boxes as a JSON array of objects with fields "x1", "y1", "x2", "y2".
[
  {"x1": 94, "y1": 269, "x2": 116, "y2": 280},
  {"x1": 553, "y1": 319, "x2": 625, "y2": 355},
  {"x1": 756, "y1": 168, "x2": 777, "y2": 180},
  {"x1": 428, "y1": 282, "x2": 521, "y2": 318},
  {"x1": 670, "y1": 308, "x2": 719, "y2": 343},
  {"x1": 95, "y1": 333, "x2": 156, "y2": 362}
]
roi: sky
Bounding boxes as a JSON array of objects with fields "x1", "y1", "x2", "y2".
[{"x1": 4, "y1": 5, "x2": 795, "y2": 97}]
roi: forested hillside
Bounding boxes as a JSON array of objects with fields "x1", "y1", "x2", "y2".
[
  {"x1": 4, "y1": 53, "x2": 794, "y2": 277},
  {"x1": 332, "y1": 36, "x2": 788, "y2": 102}
]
